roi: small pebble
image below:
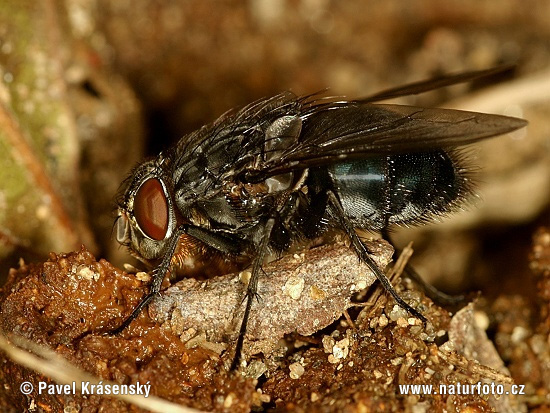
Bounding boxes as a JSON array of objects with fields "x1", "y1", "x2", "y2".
[{"x1": 289, "y1": 362, "x2": 305, "y2": 379}]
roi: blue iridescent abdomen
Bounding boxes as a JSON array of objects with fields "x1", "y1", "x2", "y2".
[{"x1": 329, "y1": 150, "x2": 466, "y2": 230}]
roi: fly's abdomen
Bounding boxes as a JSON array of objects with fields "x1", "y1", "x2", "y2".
[{"x1": 329, "y1": 150, "x2": 470, "y2": 230}]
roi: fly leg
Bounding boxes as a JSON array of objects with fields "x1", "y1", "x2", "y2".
[
  {"x1": 109, "y1": 224, "x2": 188, "y2": 335},
  {"x1": 327, "y1": 191, "x2": 427, "y2": 325},
  {"x1": 230, "y1": 217, "x2": 275, "y2": 371},
  {"x1": 110, "y1": 224, "x2": 244, "y2": 335},
  {"x1": 381, "y1": 228, "x2": 466, "y2": 306}
]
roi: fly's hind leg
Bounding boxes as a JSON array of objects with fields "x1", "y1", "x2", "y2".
[
  {"x1": 327, "y1": 191, "x2": 427, "y2": 325},
  {"x1": 381, "y1": 228, "x2": 466, "y2": 307}
]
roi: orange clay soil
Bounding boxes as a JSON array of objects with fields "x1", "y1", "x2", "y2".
[{"x1": 1, "y1": 232, "x2": 545, "y2": 412}]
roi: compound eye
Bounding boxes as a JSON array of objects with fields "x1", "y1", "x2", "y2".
[{"x1": 134, "y1": 178, "x2": 169, "y2": 241}]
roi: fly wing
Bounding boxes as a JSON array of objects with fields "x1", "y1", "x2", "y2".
[
  {"x1": 358, "y1": 65, "x2": 514, "y2": 103},
  {"x1": 245, "y1": 102, "x2": 527, "y2": 180},
  {"x1": 167, "y1": 67, "x2": 527, "y2": 185}
]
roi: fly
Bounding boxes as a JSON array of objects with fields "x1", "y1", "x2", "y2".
[{"x1": 112, "y1": 67, "x2": 527, "y2": 369}]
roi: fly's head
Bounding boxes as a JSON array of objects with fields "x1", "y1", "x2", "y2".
[{"x1": 115, "y1": 157, "x2": 177, "y2": 264}]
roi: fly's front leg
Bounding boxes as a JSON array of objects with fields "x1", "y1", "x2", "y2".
[
  {"x1": 231, "y1": 217, "x2": 275, "y2": 371},
  {"x1": 326, "y1": 191, "x2": 427, "y2": 325},
  {"x1": 108, "y1": 224, "x2": 188, "y2": 335},
  {"x1": 110, "y1": 223, "x2": 246, "y2": 336}
]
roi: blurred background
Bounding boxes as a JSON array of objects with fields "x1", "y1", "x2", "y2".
[{"x1": 0, "y1": 0, "x2": 549, "y2": 301}]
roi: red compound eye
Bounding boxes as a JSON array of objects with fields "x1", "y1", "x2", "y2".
[{"x1": 134, "y1": 178, "x2": 169, "y2": 240}]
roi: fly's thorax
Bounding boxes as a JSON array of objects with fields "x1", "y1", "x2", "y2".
[{"x1": 116, "y1": 159, "x2": 177, "y2": 261}]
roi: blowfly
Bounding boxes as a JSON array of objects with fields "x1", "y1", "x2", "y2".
[{"x1": 113, "y1": 67, "x2": 527, "y2": 368}]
